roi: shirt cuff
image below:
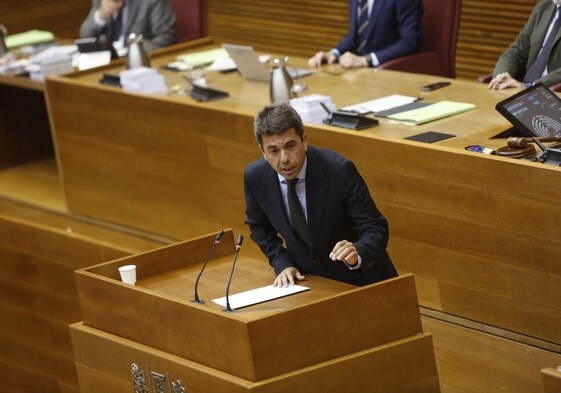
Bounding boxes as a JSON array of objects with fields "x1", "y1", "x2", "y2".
[
  {"x1": 344, "y1": 255, "x2": 362, "y2": 270},
  {"x1": 330, "y1": 49, "x2": 341, "y2": 60},
  {"x1": 93, "y1": 10, "x2": 108, "y2": 27},
  {"x1": 371, "y1": 52, "x2": 380, "y2": 67}
]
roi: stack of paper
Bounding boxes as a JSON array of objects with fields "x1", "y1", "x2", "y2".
[
  {"x1": 5, "y1": 30, "x2": 55, "y2": 49},
  {"x1": 388, "y1": 101, "x2": 475, "y2": 125},
  {"x1": 176, "y1": 48, "x2": 229, "y2": 69},
  {"x1": 290, "y1": 94, "x2": 337, "y2": 124},
  {"x1": 26, "y1": 45, "x2": 75, "y2": 81},
  {"x1": 342, "y1": 94, "x2": 419, "y2": 114},
  {"x1": 120, "y1": 67, "x2": 167, "y2": 94}
]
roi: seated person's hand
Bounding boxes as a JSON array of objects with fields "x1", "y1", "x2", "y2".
[
  {"x1": 308, "y1": 51, "x2": 337, "y2": 68},
  {"x1": 98, "y1": 0, "x2": 125, "y2": 21},
  {"x1": 273, "y1": 267, "x2": 306, "y2": 288},
  {"x1": 488, "y1": 72, "x2": 524, "y2": 90},
  {"x1": 338, "y1": 52, "x2": 369, "y2": 68}
]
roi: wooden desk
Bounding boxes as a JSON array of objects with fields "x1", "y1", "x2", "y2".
[{"x1": 46, "y1": 39, "x2": 561, "y2": 351}]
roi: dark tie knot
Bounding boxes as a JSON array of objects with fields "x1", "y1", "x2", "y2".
[{"x1": 287, "y1": 178, "x2": 299, "y2": 189}]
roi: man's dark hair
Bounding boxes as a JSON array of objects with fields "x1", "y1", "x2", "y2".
[{"x1": 253, "y1": 103, "x2": 305, "y2": 146}]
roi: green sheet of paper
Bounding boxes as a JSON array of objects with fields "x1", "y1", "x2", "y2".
[
  {"x1": 6, "y1": 30, "x2": 55, "y2": 49},
  {"x1": 388, "y1": 101, "x2": 475, "y2": 125},
  {"x1": 176, "y1": 48, "x2": 229, "y2": 68}
]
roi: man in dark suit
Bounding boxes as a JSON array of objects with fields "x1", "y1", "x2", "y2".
[
  {"x1": 244, "y1": 103, "x2": 397, "y2": 287},
  {"x1": 80, "y1": 0, "x2": 176, "y2": 52},
  {"x1": 489, "y1": 0, "x2": 561, "y2": 89},
  {"x1": 308, "y1": 0, "x2": 423, "y2": 68}
]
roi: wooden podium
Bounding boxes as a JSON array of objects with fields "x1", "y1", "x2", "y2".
[{"x1": 70, "y1": 230, "x2": 440, "y2": 392}]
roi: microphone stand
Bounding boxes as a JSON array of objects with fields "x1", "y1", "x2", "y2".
[
  {"x1": 532, "y1": 136, "x2": 561, "y2": 165},
  {"x1": 191, "y1": 230, "x2": 225, "y2": 304},
  {"x1": 224, "y1": 234, "x2": 244, "y2": 313}
]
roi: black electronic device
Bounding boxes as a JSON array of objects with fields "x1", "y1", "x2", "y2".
[
  {"x1": 187, "y1": 84, "x2": 229, "y2": 102},
  {"x1": 495, "y1": 82, "x2": 561, "y2": 138},
  {"x1": 420, "y1": 81, "x2": 451, "y2": 91},
  {"x1": 224, "y1": 234, "x2": 243, "y2": 313},
  {"x1": 99, "y1": 73, "x2": 121, "y2": 87},
  {"x1": 496, "y1": 82, "x2": 561, "y2": 165},
  {"x1": 191, "y1": 230, "x2": 225, "y2": 305},
  {"x1": 74, "y1": 37, "x2": 102, "y2": 53},
  {"x1": 320, "y1": 103, "x2": 378, "y2": 130}
]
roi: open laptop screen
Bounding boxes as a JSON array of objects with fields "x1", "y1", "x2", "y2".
[{"x1": 495, "y1": 82, "x2": 561, "y2": 137}]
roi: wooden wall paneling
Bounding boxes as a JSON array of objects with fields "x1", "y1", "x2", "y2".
[
  {"x1": 1, "y1": 0, "x2": 91, "y2": 38},
  {"x1": 206, "y1": 0, "x2": 538, "y2": 80},
  {"x1": 423, "y1": 316, "x2": 561, "y2": 393},
  {"x1": 0, "y1": 200, "x2": 167, "y2": 393}
]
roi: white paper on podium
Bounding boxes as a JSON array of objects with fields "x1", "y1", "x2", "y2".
[{"x1": 212, "y1": 284, "x2": 310, "y2": 309}]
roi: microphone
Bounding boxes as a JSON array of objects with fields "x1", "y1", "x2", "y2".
[
  {"x1": 224, "y1": 234, "x2": 244, "y2": 312},
  {"x1": 191, "y1": 230, "x2": 225, "y2": 304}
]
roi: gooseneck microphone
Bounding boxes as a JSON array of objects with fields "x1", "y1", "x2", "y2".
[
  {"x1": 224, "y1": 234, "x2": 244, "y2": 313},
  {"x1": 191, "y1": 230, "x2": 225, "y2": 304}
]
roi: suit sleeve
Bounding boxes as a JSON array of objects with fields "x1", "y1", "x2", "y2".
[
  {"x1": 80, "y1": 0, "x2": 103, "y2": 38},
  {"x1": 243, "y1": 172, "x2": 297, "y2": 276},
  {"x1": 492, "y1": 7, "x2": 538, "y2": 81},
  {"x1": 374, "y1": 0, "x2": 423, "y2": 64},
  {"x1": 335, "y1": 0, "x2": 359, "y2": 54},
  {"x1": 342, "y1": 161, "x2": 389, "y2": 264},
  {"x1": 145, "y1": 0, "x2": 176, "y2": 50}
]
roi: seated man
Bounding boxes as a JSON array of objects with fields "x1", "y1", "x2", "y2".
[
  {"x1": 489, "y1": 0, "x2": 561, "y2": 89},
  {"x1": 244, "y1": 103, "x2": 398, "y2": 287},
  {"x1": 80, "y1": 0, "x2": 176, "y2": 52},
  {"x1": 308, "y1": 0, "x2": 423, "y2": 69}
]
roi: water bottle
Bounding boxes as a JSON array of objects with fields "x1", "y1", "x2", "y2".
[
  {"x1": 269, "y1": 57, "x2": 295, "y2": 103},
  {"x1": 126, "y1": 33, "x2": 150, "y2": 69}
]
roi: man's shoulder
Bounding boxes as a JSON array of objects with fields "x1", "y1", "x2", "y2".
[
  {"x1": 244, "y1": 157, "x2": 270, "y2": 177},
  {"x1": 308, "y1": 145, "x2": 351, "y2": 168}
]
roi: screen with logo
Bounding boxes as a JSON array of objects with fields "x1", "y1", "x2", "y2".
[{"x1": 495, "y1": 82, "x2": 561, "y2": 137}]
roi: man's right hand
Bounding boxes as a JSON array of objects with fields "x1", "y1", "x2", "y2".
[
  {"x1": 308, "y1": 51, "x2": 337, "y2": 68},
  {"x1": 273, "y1": 267, "x2": 306, "y2": 288},
  {"x1": 98, "y1": 0, "x2": 125, "y2": 21}
]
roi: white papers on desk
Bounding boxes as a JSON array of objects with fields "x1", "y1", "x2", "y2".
[
  {"x1": 207, "y1": 54, "x2": 271, "y2": 72},
  {"x1": 212, "y1": 284, "x2": 310, "y2": 310},
  {"x1": 78, "y1": 51, "x2": 111, "y2": 70},
  {"x1": 120, "y1": 67, "x2": 168, "y2": 94},
  {"x1": 342, "y1": 94, "x2": 419, "y2": 114},
  {"x1": 290, "y1": 94, "x2": 336, "y2": 124}
]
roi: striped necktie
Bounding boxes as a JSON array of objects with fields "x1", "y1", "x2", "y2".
[
  {"x1": 524, "y1": 6, "x2": 561, "y2": 83},
  {"x1": 357, "y1": 0, "x2": 370, "y2": 55}
]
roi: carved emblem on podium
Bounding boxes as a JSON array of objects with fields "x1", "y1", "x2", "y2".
[
  {"x1": 131, "y1": 363, "x2": 148, "y2": 393},
  {"x1": 171, "y1": 380, "x2": 186, "y2": 393},
  {"x1": 150, "y1": 371, "x2": 167, "y2": 393},
  {"x1": 131, "y1": 362, "x2": 187, "y2": 393}
]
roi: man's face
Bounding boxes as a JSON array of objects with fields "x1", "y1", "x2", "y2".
[{"x1": 260, "y1": 128, "x2": 307, "y2": 180}]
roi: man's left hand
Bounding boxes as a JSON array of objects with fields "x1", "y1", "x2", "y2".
[{"x1": 330, "y1": 240, "x2": 358, "y2": 266}]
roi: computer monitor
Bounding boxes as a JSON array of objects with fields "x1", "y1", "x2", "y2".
[{"x1": 495, "y1": 82, "x2": 561, "y2": 138}]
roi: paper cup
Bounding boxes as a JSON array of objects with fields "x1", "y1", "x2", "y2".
[{"x1": 118, "y1": 264, "x2": 137, "y2": 285}]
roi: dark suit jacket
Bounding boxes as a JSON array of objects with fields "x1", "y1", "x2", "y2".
[
  {"x1": 335, "y1": 0, "x2": 423, "y2": 64},
  {"x1": 244, "y1": 146, "x2": 397, "y2": 286},
  {"x1": 80, "y1": 0, "x2": 176, "y2": 51},
  {"x1": 494, "y1": 0, "x2": 561, "y2": 86}
]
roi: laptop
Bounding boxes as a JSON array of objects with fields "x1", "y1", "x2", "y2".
[
  {"x1": 222, "y1": 43, "x2": 313, "y2": 82},
  {"x1": 495, "y1": 82, "x2": 561, "y2": 137}
]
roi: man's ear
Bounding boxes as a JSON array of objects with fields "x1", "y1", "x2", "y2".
[{"x1": 302, "y1": 133, "x2": 308, "y2": 151}]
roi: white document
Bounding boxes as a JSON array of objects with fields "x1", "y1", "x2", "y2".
[
  {"x1": 212, "y1": 284, "x2": 309, "y2": 309},
  {"x1": 78, "y1": 51, "x2": 111, "y2": 70},
  {"x1": 342, "y1": 94, "x2": 419, "y2": 114}
]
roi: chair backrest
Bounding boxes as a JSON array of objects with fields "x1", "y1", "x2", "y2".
[
  {"x1": 169, "y1": 0, "x2": 207, "y2": 43},
  {"x1": 421, "y1": 0, "x2": 461, "y2": 78}
]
